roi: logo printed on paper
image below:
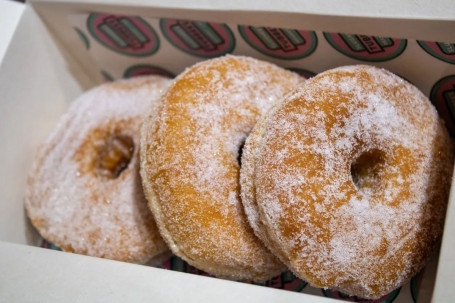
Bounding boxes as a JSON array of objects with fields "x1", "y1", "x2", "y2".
[
  {"x1": 239, "y1": 26, "x2": 317, "y2": 60},
  {"x1": 160, "y1": 19, "x2": 235, "y2": 57},
  {"x1": 288, "y1": 68, "x2": 316, "y2": 79},
  {"x1": 322, "y1": 287, "x2": 401, "y2": 302},
  {"x1": 324, "y1": 33, "x2": 406, "y2": 62},
  {"x1": 74, "y1": 27, "x2": 90, "y2": 49},
  {"x1": 123, "y1": 65, "x2": 175, "y2": 78},
  {"x1": 430, "y1": 75, "x2": 455, "y2": 135},
  {"x1": 87, "y1": 13, "x2": 159, "y2": 57},
  {"x1": 418, "y1": 41, "x2": 455, "y2": 64}
]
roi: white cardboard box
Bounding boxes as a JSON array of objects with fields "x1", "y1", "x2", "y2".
[{"x1": 1, "y1": 1, "x2": 454, "y2": 302}]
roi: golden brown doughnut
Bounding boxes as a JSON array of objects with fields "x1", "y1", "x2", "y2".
[
  {"x1": 26, "y1": 76, "x2": 171, "y2": 264},
  {"x1": 241, "y1": 65, "x2": 454, "y2": 298},
  {"x1": 140, "y1": 55, "x2": 302, "y2": 281}
]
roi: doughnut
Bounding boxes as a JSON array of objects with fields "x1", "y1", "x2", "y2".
[
  {"x1": 240, "y1": 65, "x2": 454, "y2": 298},
  {"x1": 140, "y1": 55, "x2": 303, "y2": 281},
  {"x1": 240, "y1": 103, "x2": 286, "y2": 261},
  {"x1": 25, "y1": 76, "x2": 171, "y2": 264}
]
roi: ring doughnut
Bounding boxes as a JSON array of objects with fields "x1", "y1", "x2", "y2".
[
  {"x1": 241, "y1": 65, "x2": 454, "y2": 298},
  {"x1": 26, "y1": 76, "x2": 171, "y2": 264},
  {"x1": 241, "y1": 103, "x2": 286, "y2": 260},
  {"x1": 140, "y1": 55, "x2": 302, "y2": 281}
]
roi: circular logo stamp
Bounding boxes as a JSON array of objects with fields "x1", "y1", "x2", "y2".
[
  {"x1": 418, "y1": 41, "x2": 455, "y2": 64},
  {"x1": 160, "y1": 19, "x2": 235, "y2": 58},
  {"x1": 430, "y1": 75, "x2": 455, "y2": 135},
  {"x1": 288, "y1": 68, "x2": 316, "y2": 79},
  {"x1": 87, "y1": 13, "x2": 159, "y2": 57},
  {"x1": 239, "y1": 26, "x2": 317, "y2": 60},
  {"x1": 324, "y1": 33, "x2": 406, "y2": 62},
  {"x1": 74, "y1": 27, "x2": 90, "y2": 49},
  {"x1": 322, "y1": 287, "x2": 400, "y2": 302},
  {"x1": 123, "y1": 64, "x2": 175, "y2": 78}
]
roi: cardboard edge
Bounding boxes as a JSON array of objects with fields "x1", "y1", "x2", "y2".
[{"x1": 0, "y1": 242, "x2": 335, "y2": 303}]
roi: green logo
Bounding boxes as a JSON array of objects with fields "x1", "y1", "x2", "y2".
[
  {"x1": 87, "y1": 14, "x2": 159, "y2": 57},
  {"x1": 74, "y1": 27, "x2": 90, "y2": 49},
  {"x1": 324, "y1": 33, "x2": 406, "y2": 62},
  {"x1": 160, "y1": 19, "x2": 235, "y2": 58},
  {"x1": 239, "y1": 26, "x2": 317, "y2": 60},
  {"x1": 418, "y1": 41, "x2": 455, "y2": 64}
]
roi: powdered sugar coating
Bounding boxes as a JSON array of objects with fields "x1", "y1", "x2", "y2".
[
  {"x1": 247, "y1": 65, "x2": 453, "y2": 298},
  {"x1": 240, "y1": 101, "x2": 286, "y2": 259},
  {"x1": 140, "y1": 55, "x2": 302, "y2": 281},
  {"x1": 25, "y1": 76, "x2": 171, "y2": 264}
]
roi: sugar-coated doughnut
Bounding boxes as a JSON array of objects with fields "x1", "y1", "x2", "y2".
[
  {"x1": 26, "y1": 76, "x2": 171, "y2": 264},
  {"x1": 140, "y1": 55, "x2": 302, "y2": 281},
  {"x1": 240, "y1": 103, "x2": 286, "y2": 260},
  {"x1": 241, "y1": 65, "x2": 454, "y2": 298}
]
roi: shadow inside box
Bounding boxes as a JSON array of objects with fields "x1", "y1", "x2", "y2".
[
  {"x1": 322, "y1": 288, "x2": 401, "y2": 303},
  {"x1": 41, "y1": 239, "x2": 422, "y2": 302}
]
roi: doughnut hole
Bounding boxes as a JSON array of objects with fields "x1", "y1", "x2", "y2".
[
  {"x1": 96, "y1": 135, "x2": 134, "y2": 179},
  {"x1": 237, "y1": 138, "x2": 246, "y2": 167},
  {"x1": 350, "y1": 149, "x2": 387, "y2": 195}
]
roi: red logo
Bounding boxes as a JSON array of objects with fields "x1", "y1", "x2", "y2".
[
  {"x1": 239, "y1": 26, "x2": 317, "y2": 59},
  {"x1": 160, "y1": 19, "x2": 235, "y2": 57},
  {"x1": 430, "y1": 75, "x2": 455, "y2": 135},
  {"x1": 324, "y1": 33, "x2": 406, "y2": 62},
  {"x1": 88, "y1": 14, "x2": 159, "y2": 57},
  {"x1": 418, "y1": 41, "x2": 455, "y2": 64}
]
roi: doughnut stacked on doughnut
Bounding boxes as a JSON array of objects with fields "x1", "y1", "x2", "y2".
[
  {"x1": 240, "y1": 65, "x2": 454, "y2": 298},
  {"x1": 140, "y1": 55, "x2": 302, "y2": 281},
  {"x1": 26, "y1": 76, "x2": 171, "y2": 264}
]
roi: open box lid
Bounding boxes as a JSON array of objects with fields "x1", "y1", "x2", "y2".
[{"x1": 1, "y1": 0, "x2": 454, "y2": 302}]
